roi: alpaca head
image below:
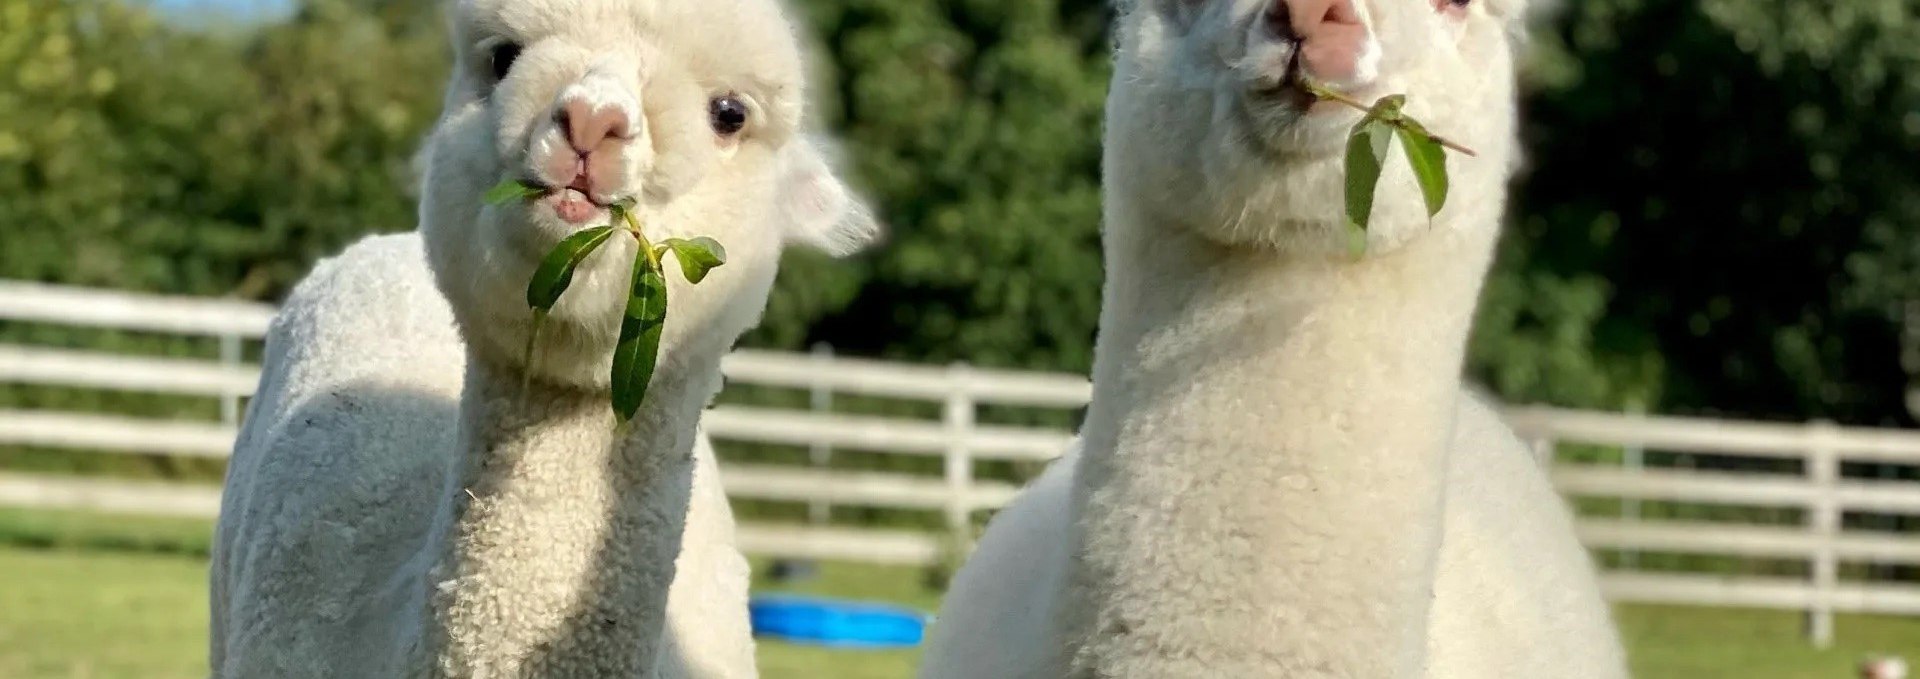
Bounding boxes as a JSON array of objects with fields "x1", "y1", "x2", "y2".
[
  {"x1": 1106, "y1": 0, "x2": 1537, "y2": 255},
  {"x1": 416, "y1": 0, "x2": 877, "y2": 388}
]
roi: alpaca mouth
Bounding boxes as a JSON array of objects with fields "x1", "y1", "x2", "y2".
[
  {"x1": 1248, "y1": 49, "x2": 1375, "y2": 116},
  {"x1": 513, "y1": 177, "x2": 633, "y2": 225},
  {"x1": 516, "y1": 177, "x2": 624, "y2": 209},
  {"x1": 1248, "y1": 49, "x2": 1318, "y2": 109},
  {"x1": 1235, "y1": 52, "x2": 1387, "y2": 158}
]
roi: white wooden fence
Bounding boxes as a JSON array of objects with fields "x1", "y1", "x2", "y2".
[{"x1": 3, "y1": 280, "x2": 1920, "y2": 646}]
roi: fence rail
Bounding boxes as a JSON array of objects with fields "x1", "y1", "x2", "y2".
[{"x1": 4, "y1": 281, "x2": 1920, "y2": 647}]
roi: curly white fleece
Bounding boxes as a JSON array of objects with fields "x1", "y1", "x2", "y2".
[{"x1": 916, "y1": 0, "x2": 1626, "y2": 676}]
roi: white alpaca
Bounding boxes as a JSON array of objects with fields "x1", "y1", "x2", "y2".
[
  {"x1": 915, "y1": 0, "x2": 1626, "y2": 677},
  {"x1": 207, "y1": 0, "x2": 877, "y2": 675}
]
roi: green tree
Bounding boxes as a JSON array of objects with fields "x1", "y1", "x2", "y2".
[
  {"x1": 1475, "y1": 0, "x2": 1920, "y2": 426},
  {"x1": 754, "y1": 0, "x2": 1116, "y2": 373},
  {"x1": 0, "y1": 0, "x2": 445, "y2": 299},
  {"x1": 219, "y1": 0, "x2": 447, "y2": 297},
  {"x1": 8, "y1": 0, "x2": 1917, "y2": 430},
  {"x1": 0, "y1": 0, "x2": 257, "y2": 294}
]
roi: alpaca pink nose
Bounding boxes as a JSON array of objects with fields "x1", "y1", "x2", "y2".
[
  {"x1": 540, "y1": 94, "x2": 636, "y2": 223},
  {"x1": 1266, "y1": 0, "x2": 1370, "y2": 83},
  {"x1": 559, "y1": 99, "x2": 631, "y2": 155}
]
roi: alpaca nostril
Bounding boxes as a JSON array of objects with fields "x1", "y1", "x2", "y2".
[
  {"x1": 1319, "y1": 0, "x2": 1361, "y2": 27},
  {"x1": 558, "y1": 99, "x2": 632, "y2": 155}
]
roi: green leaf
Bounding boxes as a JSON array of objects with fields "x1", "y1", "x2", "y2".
[
  {"x1": 485, "y1": 179, "x2": 545, "y2": 205},
  {"x1": 1343, "y1": 117, "x2": 1394, "y2": 239},
  {"x1": 521, "y1": 309, "x2": 548, "y2": 394},
  {"x1": 1396, "y1": 125, "x2": 1450, "y2": 219},
  {"x1": 1368, "y1": 94, "x2": 1407, "y2": 123},
  {"x1": 525, "y1": 225, "x2": 617, "y2": 312},
  {"x1": 661, "y1": 236, "x2": 728, "y2": 284},
  {"x1": 611, "y1": 251, "x2": 669, "y2": 421}
]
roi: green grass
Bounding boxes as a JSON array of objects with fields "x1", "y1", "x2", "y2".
[
  {"x1": 0, "y1": 549, "x2": 209, "y2": 679},
  {"x1": 0, "y1": 508, "x2": 933, "y2": 678},
  {"x1": 2, "y1": 508, "x2": 1918, "y2": 678},
  {"x1": 1617, "y1": 603, "x2": 1920, "y2": 679},
  {"x1": 0, "y1": 507, "x2": 216, "y2": 557}
]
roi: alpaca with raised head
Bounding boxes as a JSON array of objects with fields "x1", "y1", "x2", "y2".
[
  {"x1": 207, "y1": 0, "x2": 877, "y2": 676},
  {"x1": 915, "y1": 0, "x2": 1626, "y2": 677}
]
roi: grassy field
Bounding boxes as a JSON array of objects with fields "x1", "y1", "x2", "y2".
[{"x1": 1, "y1": 509, "x2": 1916, "y2": 679}]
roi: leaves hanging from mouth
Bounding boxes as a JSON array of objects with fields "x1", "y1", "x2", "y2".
[
  {"x1": 1344, "y1": 109, "x2": 1395, "y2": 257},
  {"x1": 519, "y1": 224, "x2": 617, "y2": 388},
  {"x1": 612, "y1": 250, "x2": 669, "y2": 422},
  {"x1": 526, "y1": 226, "x2": 617, "y2": 311},
  {"x1": 1299, "y1": 79, "x2": 1472, "y2": 258},
  {"x1": 659, "y1": 237, "x2": 728, "y2": 284},
  {"x1": 503, "y1": 193, "x2": 730, "y2": 423},
  {"x1": 1395, "y1": 118, "x2": 1450, "y2": 220}
]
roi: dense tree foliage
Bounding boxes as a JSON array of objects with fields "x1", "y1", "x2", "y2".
[
  {"x1": 3, "y1": 0, "x2": 1916, "y2": 427},
  {"x1": 1476, "y1": 0, "x2": 1920, "y2": 425},
  {"x1": 758, "y1": 0, "x2": 1115, "y2": 373}
]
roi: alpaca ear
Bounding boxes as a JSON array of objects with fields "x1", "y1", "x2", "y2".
[{"x1": 775, "y1": 134, "x2": 883, "y2": 257}]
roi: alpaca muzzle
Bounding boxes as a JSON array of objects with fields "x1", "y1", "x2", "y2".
[
  {"x1": 1262, "y1": 0, "x2": 1376, "y2": 88},
  {"x1": 536, "y1": 68, "x2": 645, "y2": 223}
]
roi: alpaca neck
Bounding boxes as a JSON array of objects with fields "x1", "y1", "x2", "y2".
[
  {"x1": 1058, "y1": 197, "x2": 1500, "y2": 677},
  {"x1": 421, "y1": 355, "x2": 716, "y2": 676}
]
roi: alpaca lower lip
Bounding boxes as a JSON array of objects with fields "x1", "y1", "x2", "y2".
[{"x1": 549, "y1": 188, "x2": 605, "y2": 224}]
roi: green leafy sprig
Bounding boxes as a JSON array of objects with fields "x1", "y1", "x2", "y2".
[
  {"x1": 1298, "y1": 79, "x2": 1477, "y2": 257},
  {"x1": 485, "y1": 180, "x2": 728, "y2": 422}
]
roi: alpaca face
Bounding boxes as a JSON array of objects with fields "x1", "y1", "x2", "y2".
[
  {"x1": 418, "y1": 0, "x2": 878, "y2": 388},
  {"x1": 1106, "y1": 0, "x2": 1533, "y2": 254}
]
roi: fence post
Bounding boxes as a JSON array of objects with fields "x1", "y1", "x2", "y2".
[
  {"x1": 219, "y1": 331, "x2": 242, "y2": 426},
  {"x1": 1622, "y1": 403, "x2": 1645, "y2": 570},
  {"x1": 1805, "y1": 419, "x2": 1840, "y2": 648},
  {"x1": 943, "y1": 362, "x2": 976, "y2": 552},
  {"x1": 1530, "y1": 435, "x2": 1556, "y2": 470},
  {"x1": 807, "y1": 342, "x2": 834, "y2": 526}
]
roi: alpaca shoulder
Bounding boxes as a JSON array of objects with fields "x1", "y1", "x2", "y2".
[
  {"x1": 915, "y1": 442, "x2": 1080, "y2": 679},
  {"x1": 213, "y1": 233, "x2": 463, "y2": 677},
  {"x1": 1428, "y1": 392, "x2": 1628, "y2": 678}
]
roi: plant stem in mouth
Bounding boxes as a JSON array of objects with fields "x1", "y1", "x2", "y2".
[
  {"x1": 1300, "y1": 80, "x2": 1478, "y2": 158},
  {"x1": 616, "y1": 205, "x2": 660, "y2": 266}
]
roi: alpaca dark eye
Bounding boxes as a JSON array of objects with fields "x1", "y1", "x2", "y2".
[
  {"x1": 489, "y1": 42, "x2": 522, "y2": 81},
  {"x1": 1449, "y1": 0, "x2": 1469, "y2": 6},
  {"x1": 709, "y1": 95, "x2": 749, "y2": 136}
]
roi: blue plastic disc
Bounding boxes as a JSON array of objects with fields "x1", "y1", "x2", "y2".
[{"x1": 747, "y1": 594, "x2": 928, "y2": 648}]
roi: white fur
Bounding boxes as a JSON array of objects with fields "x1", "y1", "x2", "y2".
[
  {"x1": 1349, "y1": 34, "x2": 1384, "y2": 86},
  {"x1": 209, "y1": 1, "x2": 877, "y2": 676},
  {"x1": 916, "y1": 0, "x2": 1627, "y2": 676},
  {"x1": 919, "y1": 397, "x2": 1624, "y2": 678}
]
